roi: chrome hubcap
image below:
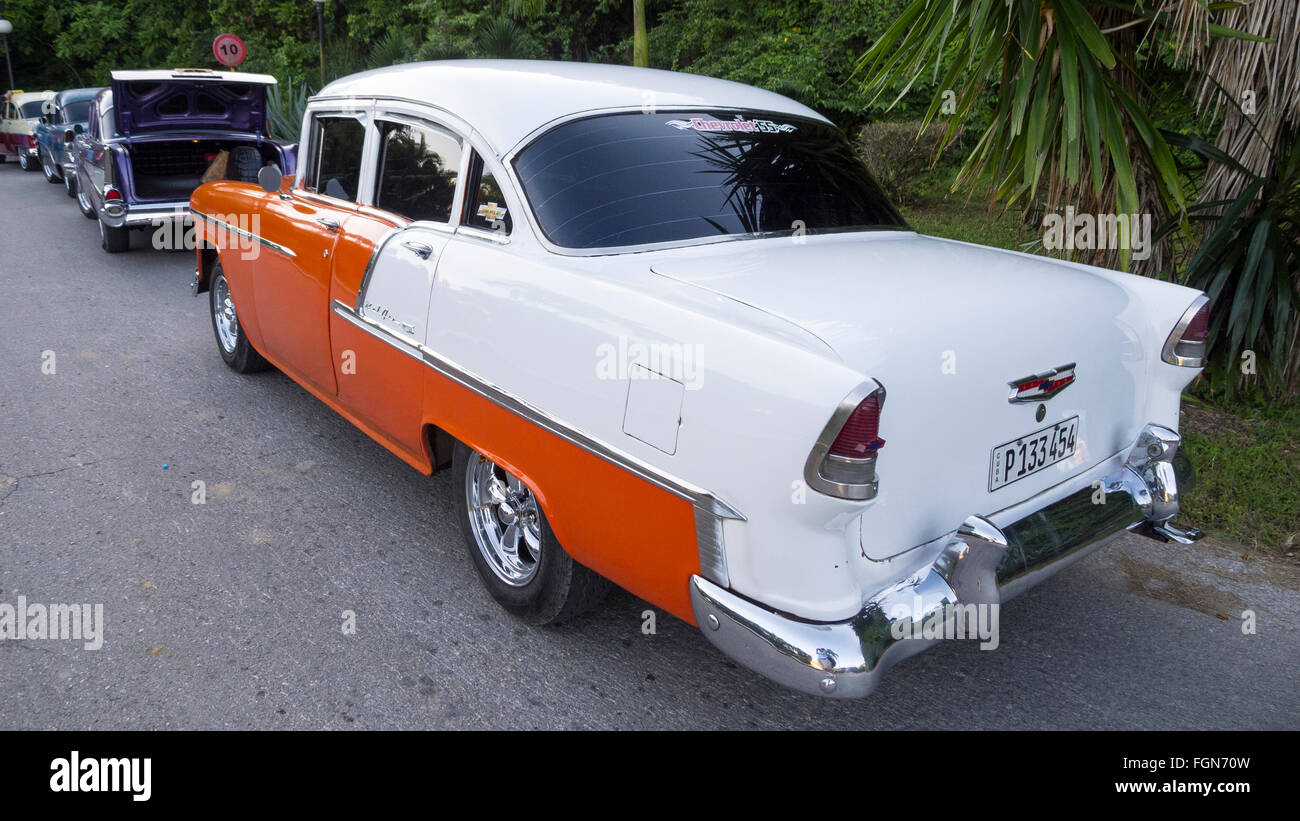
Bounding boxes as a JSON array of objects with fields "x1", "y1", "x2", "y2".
[
  {"x1": 465, "y1": 452, "x2": 542, "y2": 586},
  {"x1": 213, "y1": 275, "x2": 239, "y2": 354}
]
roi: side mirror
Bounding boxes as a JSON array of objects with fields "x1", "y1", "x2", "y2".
[{"x1": 257, "y1": 163, "x2": 284, "y2": 194}]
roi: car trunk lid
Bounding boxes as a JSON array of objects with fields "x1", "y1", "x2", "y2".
[
  {"x1": 110, "y1": 70, "x2": 275, "y2": 136},
  {"x1": 650, "y1": 231, "x2": 1151, "y2": 555}
]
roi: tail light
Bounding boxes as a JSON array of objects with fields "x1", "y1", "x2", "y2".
[
  {"x1": 1161, "y1": 295, "x2": 1210, "y2": 367},
  {"x1": 804, "y1": 383, "x2": 886, "y2": 500},
  {"x1": 103, "y1": 186, "x2": 123, "y2": 201}
]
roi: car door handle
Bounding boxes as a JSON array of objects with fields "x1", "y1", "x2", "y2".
[
  {"x1": 316, "y1": 217, "x2": 340, "y2": 232},
  {"x1": 401, "y1": 241, "x2": 434, "y2": 260}
]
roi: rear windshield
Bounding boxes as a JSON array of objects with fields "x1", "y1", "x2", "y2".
[
  {"x1": 513, "y1": 111, "x2": 905, "y2": 250},
  {"x1": 63, "y1": 100, "x2": 91, "y2": 123},
  {"x1": 20, "y1": 100, "x2": 45, "y2": 118}
]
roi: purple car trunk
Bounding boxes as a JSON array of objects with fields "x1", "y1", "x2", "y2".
[{"x1": 110, "y1": 70, "x2": 274, "y2": 136}]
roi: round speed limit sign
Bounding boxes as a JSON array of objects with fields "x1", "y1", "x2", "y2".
[{"x1": 212, "y1": 34, "x2": 247, "y2": 68}]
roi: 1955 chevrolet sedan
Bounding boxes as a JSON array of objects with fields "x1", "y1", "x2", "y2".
[{"x1": 190, "y1": 60, "x2": 1208, "y2": 698}]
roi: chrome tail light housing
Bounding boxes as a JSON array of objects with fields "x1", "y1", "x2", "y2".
[
  {"x1": 804, "y1": 382, "x2": 886, "y2": 500},
  {"x1": 1161, "y1": 295, "x2": 1210, "y2": 368}
]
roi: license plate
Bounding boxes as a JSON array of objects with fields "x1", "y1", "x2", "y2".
[{"x1": 989, "y1": 416, "x2": 1079, "y2": 491}]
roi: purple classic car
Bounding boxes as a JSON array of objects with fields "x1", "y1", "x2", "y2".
[{"x1": 73, "y1": 69, "x2": 297, "y2": 253}]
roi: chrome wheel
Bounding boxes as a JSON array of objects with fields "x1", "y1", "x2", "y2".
[
  {"x1": 41, "y1": 152, "x2": 55, "y2": 180},
  {"x1": 465, "y1": 452, "x2": 543, "y2": 586},
  {"x1": 77, "y1": 187, "x2": 94, "y2": 217},
  {"x1": 212, "y1": 274, "x2": 239, "y2": 355}
]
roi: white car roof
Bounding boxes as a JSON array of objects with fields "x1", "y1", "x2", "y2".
[
  {"x1": 314, "y1": 59, "x2": 830, "y2": 156},
  {"x1": 110, "y1": 69, "x2": 277, "y2": 85},
  {"x1": 10, "y1": 91, "x2": 55, "y2": 106}
]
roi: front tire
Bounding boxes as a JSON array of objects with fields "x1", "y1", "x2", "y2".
[
  {"x1": 209, "y1": 261, "x2": 269, "y2": 373},
  {"x1": 454, "y1": 441, "x2": 609, "y2": 625},
  {"x1": 18, "y1": 151, "x2": 37, "y2": 172},
  {"x1": 99, "y1": 218, "x2": 130, "y2": 253}
]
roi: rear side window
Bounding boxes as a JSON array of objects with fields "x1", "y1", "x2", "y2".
[
  {"x1": 373, "y1": 119, "x2": 462, "y2": 223},
  {"x1": 305, "y1": 116, "x2": 366, "y2": 201},
  {"x1": 463, "y1": 154, "x2": 512, "y2": 235},
  {"x1": 64, "y1": 101, "x2": 91, "y2": 123}
]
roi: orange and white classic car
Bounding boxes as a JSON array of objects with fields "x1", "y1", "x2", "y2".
[{"x1": 191, "y1": 61, "x2": 1208, "y2": 698}]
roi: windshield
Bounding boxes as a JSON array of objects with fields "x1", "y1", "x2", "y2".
[
  {"x1": 20, "y1": 100, "x2": 46, "y2": 118},
  {"x1": 63, "y1": 100, "x2": 91, "y2": 123},
  {"x1": 513, "y1": 111, "x2": 906, "y2": 250}
]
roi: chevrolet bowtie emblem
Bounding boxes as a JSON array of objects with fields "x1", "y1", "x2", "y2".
[{"x1": 1008, "y1": 363, "x2": 1076, "y2": 403}]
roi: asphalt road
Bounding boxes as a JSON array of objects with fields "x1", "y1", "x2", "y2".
[{"x1": 0, "y1": 161, "x2": 1296, "y2": 730}]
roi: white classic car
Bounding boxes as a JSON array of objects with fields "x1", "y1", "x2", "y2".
[{"x1": 190, "y1": 60, "x2": 1207, "y2": 698}]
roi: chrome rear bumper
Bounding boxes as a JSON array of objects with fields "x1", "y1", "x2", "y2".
[
  {"x1": 101, "y1": 201, "x2": 190, "y2": 229},
  {"x1": 690, "y1": 422, "x2": 1201, "y2": 698}
]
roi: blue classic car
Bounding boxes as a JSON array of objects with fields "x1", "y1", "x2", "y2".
[
  {"x1": 35, "y1": 87, "x2": 105, "y2": 196},
  {"x1": 73, "y1": 68, "x2": 296, "y2": 253}
]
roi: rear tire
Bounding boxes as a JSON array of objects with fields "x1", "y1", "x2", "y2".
[
  {"x1": 209, "y1": 261, "x2": 269, "y2": 373},
  {"x1": 64, "y1": 171, "x2": 77, "y2": 198},
  {"x1": 76, "y1": 184, "x2": 96, "y2": 218},
  {"x1": 41, "y1": 149, "x2": 61, "y2": 183},
  {"x1": 99, "y1": 219, "x2": 130, "y2": 253},
  {"x1": 454, "y1": 441, "x2": 609, "y2": 625},
  {"x1": 18, "y1": 152, "x2": 38, "y2": 172}
]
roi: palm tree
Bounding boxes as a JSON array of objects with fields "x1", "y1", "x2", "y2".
[
  {"x1": 856, "y1": 1, "x2": 1194, "y2": 274},
  {"x1": 857, "y1": 0, "x2": 1297, "y2": 393},
  {"x1": 1165, "y1": 1, "x2": 1300, "y2": 393},
  {"x1": 633, "y1": 0, "x2": 648, "y2": 67}
]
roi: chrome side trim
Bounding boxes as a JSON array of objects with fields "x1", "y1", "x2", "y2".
[
  {"x1": 1161, "y1": 294, "x2": 1210, "y2": 367},
  {"x1": 191, "y1": 208, "x2": 297, "y2": 259},
  {"x1": 693, "y1": 507, "x2": 730, "y2": 588},
  {"x1": 330, "y1": 300, "x2": 745, "y2": 531},
  {"x1": 353, "y1": 227, "x2": 403, "y2": 313}
]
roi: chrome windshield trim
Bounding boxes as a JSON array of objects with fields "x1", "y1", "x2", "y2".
[
  {"x1": 191, "y1": 208, "x2": 297, "y2": 259},
  {"x1": 330, "y1": 298, "x2": 745, "y2": 525}
]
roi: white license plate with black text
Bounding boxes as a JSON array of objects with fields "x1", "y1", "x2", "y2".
[{"x1": 989, "y1": 416, "x2": 1079, "y2": 491}]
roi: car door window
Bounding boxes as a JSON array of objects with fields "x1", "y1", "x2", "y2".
[
  {"x1": 373, "y1": 119, "x2": 461, "y2": 223},
  {"x1": 304, "y1": 116, "x2": 366, "y2": 202},
  {"x1": 463, "y1": 153, "x2": 513, "y2": 235}
]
